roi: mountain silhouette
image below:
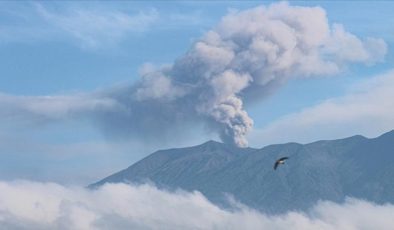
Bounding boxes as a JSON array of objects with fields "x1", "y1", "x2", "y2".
[{"x1": 91, "y1": 130, "x2": 394, "y2": 213}]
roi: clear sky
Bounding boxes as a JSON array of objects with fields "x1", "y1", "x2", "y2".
[{"x1": 0, "y1": 1, "x2": 393, "y2": 185}]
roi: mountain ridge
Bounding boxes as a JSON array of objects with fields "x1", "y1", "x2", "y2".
[{"x1": 91, "y1": 130, "x2": 394, "y2": 213}]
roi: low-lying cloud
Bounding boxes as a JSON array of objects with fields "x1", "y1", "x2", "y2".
[
  {"x1": 0, "y1": 2, "x2": 387, "y2": 147},
  {"x1": 0, "y1": 181, "x2": 393, "y2": 230}
]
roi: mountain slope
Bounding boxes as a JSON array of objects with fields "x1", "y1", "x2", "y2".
[{"x1": 91, "y1": 130, "x2": 394, "y2": 213}]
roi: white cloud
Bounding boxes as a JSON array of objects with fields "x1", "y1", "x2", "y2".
[
  {"x1": 34, "y1": 4, "x2": 159, "y2": 49},
  {"x1": 0, "y1": 181, "x2": 393, "y2": 229},
  {"x1": 0, "y1": 92, "x2": 120, "y2": 123},
  {"x1": 0, "y1": 3, "x2": 209, "y2": 49},
  {"x1": 323, "y1": 24, "x2": 387, "y2": 65},
  {"x1": 250, "y1": 70, "x2": 394, "y2": 146},
  {"x1": 0, "y1": 3, "x2": 159, "y2": 49}
]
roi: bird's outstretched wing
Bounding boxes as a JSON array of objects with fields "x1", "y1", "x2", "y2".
[
  {"x1": 278, "y1": 157, "x2": 289, "y2": 161},
  {"x1": 274, "y1": 161, "x2": 279, "y2": 170}
]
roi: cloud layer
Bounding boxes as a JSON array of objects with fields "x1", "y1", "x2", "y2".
[
  {"x1": 250, "y1": 69, "x2": 394, "y2": 146},
  {"x1": 0, "y1": 2, "x2": 387, "y2": 147},
  {"x1": 34, "y1": 4, "x2": 159, "y2": 49},
  {"x1": 0, "y1": 93, "x2": 119, "y2": 123},
  {"x1": 0, "y1": 181, "x2": 393, "y2": 230},
  {"x1": 0, "y1": 3, "x2": 208, "y2": 49}
]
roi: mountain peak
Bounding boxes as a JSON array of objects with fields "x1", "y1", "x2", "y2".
[
  {"x1": 201, "y1": 140, "x2": 223, "y2": 146},
  {"x1": 199, "y1": 140, "x2": 257, "y2": 152},
  {"x1": 196, "y1": 140, "x2": 253, "y2": 156}
]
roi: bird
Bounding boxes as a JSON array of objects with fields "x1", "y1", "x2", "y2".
[{"x1": 274, "y1": 157, "x2": 289, "y2": 170}]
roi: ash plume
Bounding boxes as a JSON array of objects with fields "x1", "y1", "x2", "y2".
[
  {"x1": 104, "y1": 2, "x2": 385, "y2": 147},
  {"x1": 0, "y1": 3, "x2": 386, "y2": 147}
]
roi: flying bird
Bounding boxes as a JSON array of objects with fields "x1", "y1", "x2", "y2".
[{"x1": 274, "y1": 157, "x2": 289, "y2": 170}]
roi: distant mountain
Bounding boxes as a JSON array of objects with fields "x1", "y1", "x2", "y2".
[{"x1": 91, "y1": 130, "x2": 394, "y2": 213}]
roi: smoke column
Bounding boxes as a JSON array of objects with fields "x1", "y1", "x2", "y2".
[
  {"x1": 2, "y1": 3, "x2": 385, "y2": 147},
  {"x1": 105, "y1": 2, "x2": 385, "y2": 147}
]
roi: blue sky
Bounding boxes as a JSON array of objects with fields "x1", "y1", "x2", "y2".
[{"x1": 0, "y1": 1, "x2": 393, "y2": 185}]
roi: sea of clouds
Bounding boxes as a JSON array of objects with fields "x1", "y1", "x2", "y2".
[{"x1": 0, "y1": 181, "x2": 393, "y2": 230}]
